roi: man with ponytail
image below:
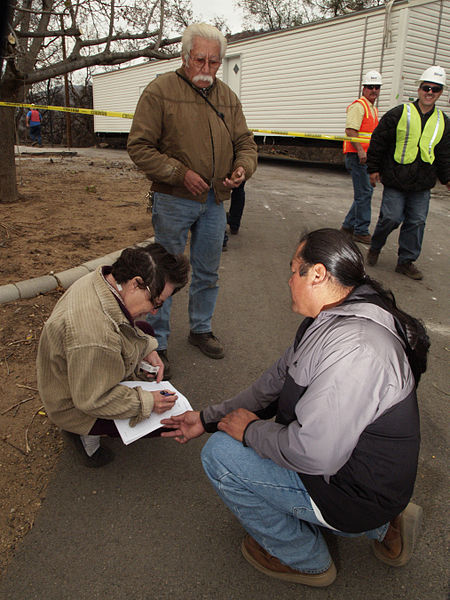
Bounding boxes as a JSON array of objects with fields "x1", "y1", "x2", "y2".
[{"x1": 162, "y1": 228, "x2": 429, "y2": 587}]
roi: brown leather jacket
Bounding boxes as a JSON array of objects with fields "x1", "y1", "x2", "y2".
[{"x1": 127, "y1": 67, "x2": 257, "y2": 203}]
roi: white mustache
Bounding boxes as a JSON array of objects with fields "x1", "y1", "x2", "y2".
[{"x1": 192, "y1": 74, "x2": 213, "y2": 85}]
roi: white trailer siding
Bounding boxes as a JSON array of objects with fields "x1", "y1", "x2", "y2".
[
  {"x1": 93, "y1": 0, "x2": 449, "y2": 139},
  {"x1": 93, "y1": 60, "x2": 180, "y2": 134},
  {"x1": 226, "y1": 11, "x2": 389, "y2": 135},
  {"x1": 402, "y1": 0, "x2": 450, "y2": 101}
]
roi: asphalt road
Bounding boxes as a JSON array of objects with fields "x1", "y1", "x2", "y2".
[{"x1": 1, "y1": 156, "x2": 448, "y2": 599}]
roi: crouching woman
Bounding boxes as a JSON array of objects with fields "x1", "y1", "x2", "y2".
[{"x1": 36, "y1": 243, "x2": 189, "y2": 467}]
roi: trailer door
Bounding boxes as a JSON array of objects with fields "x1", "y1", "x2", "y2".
[{"x1": 223, "y1": 55, "x2": 242, "y2": 98}]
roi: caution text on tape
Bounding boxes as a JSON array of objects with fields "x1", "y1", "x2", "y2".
[{"x1": 0, "y1": 101, "x2": 369, "y2": 143}]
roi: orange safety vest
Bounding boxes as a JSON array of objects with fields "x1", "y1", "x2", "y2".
[
  {"x1": 30, "y1": 109, "x2": 41, "y2": 123},
  {"x1": 343, "y1": 96, "x2": 378, "y2": 154}
]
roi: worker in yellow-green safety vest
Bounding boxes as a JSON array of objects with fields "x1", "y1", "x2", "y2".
[{"x1": 366, "y1": 65, "x2": 450, "y2": 281}]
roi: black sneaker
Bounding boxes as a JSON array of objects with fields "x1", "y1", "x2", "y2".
[
  {"x1": 157, "y1": 349, "x2": 171, "y2": 379},
  {"x1": 395, "y1": 262, "x2": 423, "y2": 280},
  {"x1": 227, "y1": 211, "x2": 239, "y2": 235},
  {"x1": 367, "y1": 248, "x2": 380, "y2": 266},
  {"x1": 62, "y1": 431, "x2": 114, "y2": 468},
  {"x1": 188, "y1": 331, "x2": 225, "y2": 359}
]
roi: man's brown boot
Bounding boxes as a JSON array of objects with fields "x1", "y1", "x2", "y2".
[
  {"x1": 373, "y1": 502, "x2": 423, "y2": 567},
  {"x1": 188, "y1": 331, "x2": 224, "y2": 359},
  {"x1": 395, "y1": 262, "x2": 423, "y2": 280},
  {"x1": 241, "y1": 534, "x2": 336, "y2": 587}
]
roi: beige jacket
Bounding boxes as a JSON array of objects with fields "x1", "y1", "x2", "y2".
[
  {"x1": 127, "y1": 68, "x2": 258, "y2": 203},
  {"x1": 36, "y1": 267, "x2": 158, "y2": 435}
]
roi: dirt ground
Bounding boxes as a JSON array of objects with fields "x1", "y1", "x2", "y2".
[{"x1": 0, "y1": 153, "x2": 152, "y2": 576}]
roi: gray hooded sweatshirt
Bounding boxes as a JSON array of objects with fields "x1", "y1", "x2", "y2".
[{"x1": 202, "y1": 285, "x2": 419, "y2": 532}]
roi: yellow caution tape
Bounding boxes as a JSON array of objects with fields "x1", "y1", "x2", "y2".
[
  {"x1": 251, "y1": 128, "x2": 370, "y2": 143},
  {"x1": 0, "y1": 101, "x2": 134, "y2": 120},
  {"x1": 0, "y1": 101, "x2": 369, "y2": 143}
]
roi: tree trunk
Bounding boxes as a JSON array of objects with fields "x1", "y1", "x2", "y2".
[{"x1": 0, "y1": 98, "x2": 18, "y2": 203}]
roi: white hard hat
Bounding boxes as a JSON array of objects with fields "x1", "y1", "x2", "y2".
[
  {"x1": 417, "y1": 65, "x2": 446, "y2": 88},
  {"x1": 362, "y1": 70, "x2": 382, "y2": 86}
]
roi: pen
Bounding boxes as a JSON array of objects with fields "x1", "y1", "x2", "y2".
[{"x1": 160, "y1": 390, "x2": 175, "y2": 396}]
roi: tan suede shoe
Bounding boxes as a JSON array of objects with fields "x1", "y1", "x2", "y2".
[
  {"x1": 241, "y1": 534, "x2": 336, "y2": 587},
  {"x1": 373, "y1": 502, "x2": 423, "y2": 567}
]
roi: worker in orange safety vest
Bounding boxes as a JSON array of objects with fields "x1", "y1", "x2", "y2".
[
  {"x1": 341, "y1": 70, "x2": 382, "y2": 244},
  {"x1": 26, "y1": 105, "x2": 42, "y2": 147}
]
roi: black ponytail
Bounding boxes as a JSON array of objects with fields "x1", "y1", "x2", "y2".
[{"x1": 297, "y1": 229, "x2": 430, "y2": 385}]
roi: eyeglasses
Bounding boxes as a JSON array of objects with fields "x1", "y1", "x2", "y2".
[
  {"x1": 365, "y1": 85, "x2": 381, "y2": 90},
  {"x1": 420, "y1": 84, "x2": 442, "y2": 93},
  {"x1": 189, "y1": 53, "x2": 221, "y2": 70},
  {"x1": 145, "y1": 285, "x2": 164, "y2": 310},
  {"x1": 145, "y1": 282, "x2": 182, "y2": 309}
]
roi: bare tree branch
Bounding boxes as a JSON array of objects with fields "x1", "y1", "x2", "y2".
[
  {"x1": 16, "y1": 27, "x2": 81, "y2": 37},
  {"x1": 106, "y1": 0, "x2": 115, "y2": 52},
  {"x1": 0, "y1": 0, "x2": 193, "y2": 203},
  {"x1": 25, "y1": 38, "x2": 181, "y2": 84}
]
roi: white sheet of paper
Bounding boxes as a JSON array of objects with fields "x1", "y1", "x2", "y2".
[{"x1": 114, "y1": 380, "x2": 192, "y2": 445}]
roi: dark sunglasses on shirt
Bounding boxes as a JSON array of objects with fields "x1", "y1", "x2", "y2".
[
  {"x1": 420, "y1": 84, "x2": 443, "y2": 93},
  {"x1": 365, "y1": 85, "x2": 381, "y2": 90}
]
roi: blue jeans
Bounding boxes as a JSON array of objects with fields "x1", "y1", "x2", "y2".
[
  {"x1": 343, "y1": 153, "x2": 373, "y2": 235},
  {"x1": 371, "y1": 186, "x2": 430, "y2": 264},
  {"x1": 148, "y1": 190, "x2": 226, "y2": 349},
  {"x1": 201, "y1": 432, "x2": 389, "y2": 574}
]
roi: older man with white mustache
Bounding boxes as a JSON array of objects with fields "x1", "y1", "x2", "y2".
[{"x1": 128, "y1": 23, "x2": 257, "y2": 374}]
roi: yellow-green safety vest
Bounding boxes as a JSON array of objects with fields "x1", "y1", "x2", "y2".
[{"x1": 394, "y1": 103, "x2": 445, "y2": 165}]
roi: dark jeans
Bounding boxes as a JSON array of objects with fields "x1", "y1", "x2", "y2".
[
  {"x1": 29, "y1": 125, "x2": 42, "y2": 145},
  {"x1": 371, "y1": 186, "x2": 430, "y2": 264},
  {"x1": 342, "y1": 153, "x2": 373, "y2": 235},
  {"x1": 227, "y1": 181, "x2": 246, "y2": 231}
]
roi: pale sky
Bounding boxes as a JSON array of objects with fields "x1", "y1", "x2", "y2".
[{"x1": 190, "y1": 0, "x2": 245, "y2": 33}]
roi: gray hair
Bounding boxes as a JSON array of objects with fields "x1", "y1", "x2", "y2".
[{"x1": 182, "y1": 23, "x2": 227, "y2": 62}]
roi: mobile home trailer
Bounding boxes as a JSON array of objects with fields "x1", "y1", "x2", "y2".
[{"x1": 92, "y1": 0, "x2": 449, "y2": 160}]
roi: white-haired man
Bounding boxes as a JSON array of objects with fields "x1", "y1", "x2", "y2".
[
  {"x1": 128, "y1": 23, "x2": 257, "y2": 374},
  {"x1": 341, "y1": 70, "x2": 382, "y2": 244},
  {"x1": 367, "y1": 65, "x2": 450, "y2": 280}
]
